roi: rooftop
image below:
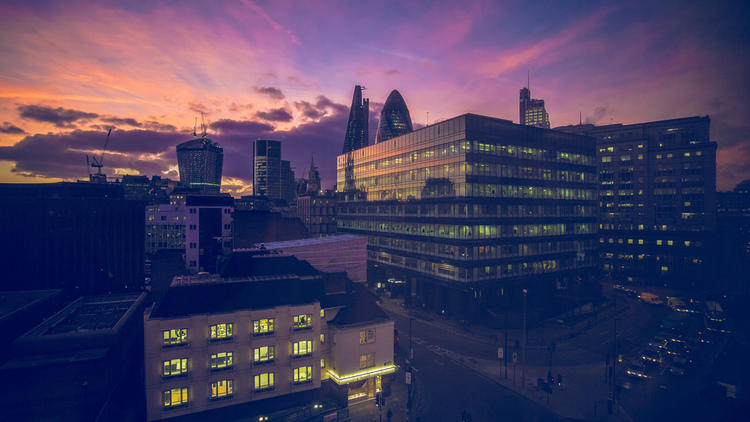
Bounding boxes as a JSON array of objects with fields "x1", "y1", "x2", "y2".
[
  {"x1": 330, "y1": 284, "x2": 389, "y2": 327},
  {"x1": 24, "y1": 294, "x2": 144, "y2": 337},
  {"x1": 151, "y1": 277, "x2": 325, "y2": 319},
  {"x1": 244, "y1": 234, "x2": 365, "y2": 250},
  {"x1": 219, "y1": 252, "x2": 321, "y2": 279},
  {"x1": 0, "y1": 290, "x2": 61, "y2": 323}
]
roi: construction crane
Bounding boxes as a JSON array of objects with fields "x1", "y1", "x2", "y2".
[{"x1": 87, "y1": 127, "x2": 112, "y2": 183}]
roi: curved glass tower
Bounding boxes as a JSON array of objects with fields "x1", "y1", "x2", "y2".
[
  {"x1": 375, "y1": 90, "x2": 413, "y2": 144},
  {"x1": 176, "y1": 138, "x2": 223, "y2": 193}
]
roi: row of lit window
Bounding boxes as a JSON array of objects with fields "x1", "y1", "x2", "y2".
[
  {"x1": 162, "y1": 342, "x2": 318, "y2": 377},
  {"x1": 370, "y1": 237, "x2": 594, "y2": 260},
  {"x1": 340, "y1": 203, "x2": 595, "y2": 218},
  {"x1": 161, "y1": 368, "x2": 314, "y2": 409},
  {"x1": 162, "y1": 315, "x2": 319, "y2": 346},
  {"x1": 599, "y1": 238, "x2": 700, "y2": 247},
  {"x1": 340, "y1": 220, "x2": 595, "y2": 239}
]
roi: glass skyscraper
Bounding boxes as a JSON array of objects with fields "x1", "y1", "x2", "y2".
[
  {"x1": 342, "y1": 85, "x2": 369, "y2": 153},
  {"x1": 374, "y1": 90, "x2": 413, "y2": 144},
  {"x1": 520, "y1": 87, "x2": 550, "y2": 129},
  {"x1": 252, "y1": 139, "x2": 281, "y2": 199},
  {"x1": 176, "y1": 138, "x2": 224, "y2": 193},
  {"x1": 337, "y1": 113, "x2": 598, "y2": 317}
]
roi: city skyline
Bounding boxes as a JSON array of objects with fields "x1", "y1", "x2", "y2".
[{"x1": 0, "y1": 0, "x2": 749, "y2": 194}]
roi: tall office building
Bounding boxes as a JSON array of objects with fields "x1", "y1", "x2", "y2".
[
  {"x1": 281, "y1": 160, "x2": 296, "y2": 202},
  {"x1": 374, "y1": 90, "x2": 413, "y2": 144},
  {"x1": 252, "y1": 140, "x2": 282, "y2": 199},
  {"x1": 176, "y1": 138, "x2": 224, "y2": 193},
  {"x1": 557, "y1": 116, "x2": 717, "y2": 290},
  {"x1": 519, "y1": 87, "x2": 550, "y2": 129},
  {"x1": 342, "y1": 85, "x2": 369, "y2": 153},
  {"x1": 337, "y1": 114, "x2": 598, "y2": 317}
]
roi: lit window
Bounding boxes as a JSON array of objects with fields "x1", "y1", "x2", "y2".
[
  {"x1": 293, "y1": 314, "x2": 312, "y2": 330},
  {"x1": 638, "y1": 239, "x2": 644, "y2": 245},
  {"x1": 162, "y1": 387, "x2": 188, "y2": 408},
  {"x1": 210, "y1": 380, "x2": 233, "y2": 398},
  {"x1": 293, "y1": 340, "x2": 313, "y2": 357},
  {"x1": 294, "y1": 366, "x2": 313, "y2": 384},
  {"x1": 667, "y1": 240, "x2": 674, "y2": 246},
  {"x1": 162, "y1": 329, "x2": 188, "y2": 346},
  {"x1": 627, "y1": 239, "x2": 634, "y2": 244},
  {"x1": 359, "y1": 353, "x2": 376, "y2": 369},
  {"x1": 320, "y1": 309, "x2": 325, "y2": 318},
  {"x1": 321, "y1": 358, "x2": 325, "y2": 368},
  {"x1": 253, "y1": 319, "x2": 275, "y2": 335},
  {"x1": 210, "y1": 323, "x2": 233, "y2": 340},
  {"x1": 162, "y1": 358, "x2": 188, "y2": 377},
  {"x1": 359, "y1": 329, "x2": 376, "y2": 345},
  {"x1": 320, "y1": 333, "x2": 325, "y2": 343},
  {"x1": 656, "y1": 240, "x2": 663, "y2": 246},
  {"x1": 210, "y1": 352, "x2": 233, "y2": 370},
  {"x1": 661, "y1": 266, "x2": 669, "y2": 272},
  {"x1": 684, "y1": 241, "x2": 691, "y2": 246},
  {"x1": 254, "y1": 372, "x2": 275, "y2": 391},
  {"x1": 254, "y1": 346, "x2": 275, "y2": 363}
]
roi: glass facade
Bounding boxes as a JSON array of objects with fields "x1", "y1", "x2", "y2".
[
  {"x1": 176, "y1": 138, "x2": 223, "y2": 193},
  {"x1": 337, "y1": 113, "x2": 598, "y2": 314},
  {"x1": 374, "y1": 90, "x2": 413, "y2": 144}
]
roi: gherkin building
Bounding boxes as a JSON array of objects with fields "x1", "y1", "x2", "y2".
[{"x1": 375, "y1": 89, "x2": 413, "y2": 143}]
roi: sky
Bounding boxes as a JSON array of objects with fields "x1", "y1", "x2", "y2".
[{"x1": 0, "y1": 0, "x2": 748, "y2": 195}]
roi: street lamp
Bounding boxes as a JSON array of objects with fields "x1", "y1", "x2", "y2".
[{"x1": 521, "y1": 288, "x2": 527, "y2": 390}]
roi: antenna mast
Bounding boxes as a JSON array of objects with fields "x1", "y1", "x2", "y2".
[
  {"x1": 193, "y1": 117, "x2": 197, "y2": 137},
  {"x1": 201, "y1": 112, "x2": 207, "y2": 138}
]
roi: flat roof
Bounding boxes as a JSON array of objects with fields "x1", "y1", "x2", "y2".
[
  {"x1": 24, "y1": 294, "x2": 143, "y2": 337},
  {"x1": 246, "y1": 234, "x2": 365, "y2": 250}
]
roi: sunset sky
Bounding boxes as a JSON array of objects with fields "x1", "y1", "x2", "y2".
[{"x1": 1, "y1": 0, "x2": 748, "y2": 194}]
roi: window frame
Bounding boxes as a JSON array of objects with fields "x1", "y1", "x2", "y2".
[
  {"x1": 209, "y1": 323, "x2": 234, "y2": 341},
  {"x1": 209, "y1": 379, "x2": 233, "y2": 399},
  {"x1": 162, "y1": 387, "x2": 189, "y2": 408},
  {"x1": 254, "y1": 372, "x2": 275, "y2": 392},
  {"x1": 293, "y1": 340, "x2": 313, "y2": 358},
  {"x1": 162, "y1": 328, "x2": 188, "y2": 346},
  {"x1": 252, "y1": 319, "x2": 275, "y2": 336},
  {"x1": 209, "y1": 352, "x2": 234, "y2": 370},
  {"x1": 292, "y1": 314, "x2": 312, "y2": 330},
  {"x1": 253, "y1": 345, "x2": 276, "y2": 364},
  {"x1": 162, "y1": 358, "x2": 188, "y2": 377},
  {"x1": 293, "y1": 366, "x2": 313, "y2": 384}
]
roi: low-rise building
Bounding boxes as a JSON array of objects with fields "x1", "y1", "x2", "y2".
[{"x1": 296, "y1": 193, "x2": 337, "y2": 236}]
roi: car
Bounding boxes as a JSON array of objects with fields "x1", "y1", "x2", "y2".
[
  {"x1": 648, "y1": 337, "x2": 669, "y2": 350},
  {"x1": 626, "y1": 362, "x2": 649, "y2": 379},
  {"x1": 664, "y1": 340, "x2": 690, "y2": 357},
  {"x1": 641, "y1": 348, "x2": 663, "y2": 365},
  {"x1": 639, "y1": 292, "x2": 664, "y2": 305}
]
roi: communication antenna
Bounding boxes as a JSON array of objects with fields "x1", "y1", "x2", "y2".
[
  {"x1": 579, "y1": 112, "x2": 582, "y2": 125},
  {"x1": 200, "y1": 112, "x2": 207, "y2": 138},
  {"x1": 426, "y1": 111, "x2": 429, "y2": 125},
  {"x1": 193, "y1": 117, "x2": 197, "y2": 137},
  {"x1": 527, "y1": 70, "x2": 530, "y2": 90}
]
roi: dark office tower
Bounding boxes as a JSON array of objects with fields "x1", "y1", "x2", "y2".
[
  {"x1": 375, "y1": 89, "x2": 413, "y2": 144},
  {"x1": 176, "y1": 137, "x2": 224, "y2": 193},
  {"x1": 343, "y1": 85, "x2": 370, "y2": 153},
  {"x1": 0, "y1": 182, "x2": 145, "y2": 296},
  {"x1": 556, "y1": 116, "x2": 717, "y2": 290},
  {"x1": 337, "y1": 114, "x2": 598, "y2": 318},
  {"x1": 281, "y1": 159, "x2": 296, "y2": 202},
  {"x1": 252, "y1": 139, "x2": 282, "y2": 199},
  {"x1": 519, "y1": 87, "x2": 550, "y2": 129}
]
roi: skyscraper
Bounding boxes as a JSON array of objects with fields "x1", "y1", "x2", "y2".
[
  {"x1": 252, "y1": 139, "x2": 281, "y2": 199},
  {"x1": 281, "y1": 159, "x2": 296, "y2": 202},
  {"x1": 556, "y1": 116, "x2": 717, "y2": 290},
  {"x1": 519, "y1": 86, "x2": 550, "y2": 129},
  {"x1": 176, "y1": 137, "x2": 224, "y2": 193},
  {"x1": 306, "y1": 154, "x2": 321, "y2": 194},
  {"x1": 342, "y1": 85, "x2": 369, "y2": 153},
  {"x1": 375, "y1": 89, "x2": 413, "y2": 144}
]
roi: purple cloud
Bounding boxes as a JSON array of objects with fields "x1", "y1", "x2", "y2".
[
  {"x1": 253, "y1": 86, "x2": 285, "y2": 100},
  {"x1": 0, "y1": 122, "x2": 26, "y2": 134},
  {"x1": 255, "y1": 107, "x2": 293, "y2": 122},
  {"x1": 18, "y1": 105, "x2": 98, "y2": 127}
]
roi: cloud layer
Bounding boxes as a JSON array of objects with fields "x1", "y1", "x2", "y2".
[{"x1": 0, "y1": 0, "x2": 748, "y2": 190}]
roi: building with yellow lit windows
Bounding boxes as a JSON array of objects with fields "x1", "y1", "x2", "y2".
[
  {"x1": 143, "y1": 252, "x2": 393, "y2": 421},
  {"x1": 337, "y1": 113, "x2": 599, "y2": 318},
  {"x1": 557, "y1": 116, "x2": 717, "y2": 289}
]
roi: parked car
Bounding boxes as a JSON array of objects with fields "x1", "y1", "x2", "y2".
[
  {"x1": 641, "y1": 348, "x2": 663, "y2": 366},
  {"x1": 639, "y1": 292, "x2": 664, "y2": 305},
  {"x1": 626, "y1": 361, "x2": 649, "y2": 379}
]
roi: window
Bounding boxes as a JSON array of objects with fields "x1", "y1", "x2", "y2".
[
  {"x1": 210, "y1": 380, "x2": 233, "y2": 399},
  {"x1": 293, "y1": 314, "x2": 312, "y2": 330},
  {"x1": 209, "y1": 323, "x2": 233, "y2": 340},
  {"x1": 320, "y1": 333, "x2": 325, "y2": 343},
  {"x1": 359, "y1": 329, "x2": 376, "y2": 345},
  {"x1": 163, "y1": 329, "x2": 187, "y2": 346},
  {"x1": 189, "y1": 242, "x2": 196, "y2": 249},
  {"x1": 293, "y1": 340, "x2": 313, "y2": 357},
  {"x1": 320, "y1": 309, "x2": 325, "y2": 318},
  {"x1": 210, "y1": 352, "x2": 233, "y2": 370},
  {"x1": 189, "y1": 208, "x2": 196, "y2": 214},
  {"x1": 162, "y1": 387, "x2": 188, "y2": 408},
  {"x1": 254, "y1": 372, "x2": 275, "y2": 391},
  {"x1": 359, "y1": 353, "x2": 375, "y2": 369},
  {"x1": 294, "y1": 366, "x2": 313, "y2": 384},
  {"x1": 321, "y1": 358, "x2": 325, "y2": 368},
  {"x1": 253, "y1": 319, "x2": 275, "y2": 335},
  {"x1": 253, "y1": 346, "x2": 275, "y2": 363},
  {"x1": 162, "y1": 358, "x2": 188, "y2": 377}
]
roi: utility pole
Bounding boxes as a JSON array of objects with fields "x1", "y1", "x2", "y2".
[
  {"x1": 521, "y1": 288, "x2": 528, "y2": 390},
  {"x1": 609, "y1": 318, "x2": 618, "y2": 414},
  {"x1": 504, "y1": 289, "x2": 508, "y2": 379}
]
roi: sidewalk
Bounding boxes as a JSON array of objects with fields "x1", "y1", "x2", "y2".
[
  {"x1": 348, "y1": 365, "x2": 415, "y2": 422},
  {"x1": 378, "y1": 296, "x2": 634, "y2": 421}
]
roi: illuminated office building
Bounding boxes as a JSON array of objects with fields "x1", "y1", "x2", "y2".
[
  {"x1": 337, "y1": 114, "x2": 598, "y2": 316},
  {"x1": 252, "y1": 140, "x2": 282, "y2": 199},
  {"x1": 374, "y1": 90, "x2": 413, "y2": 144},
  {"x1": 519, "y1": 87, "x2": 550, "y2": 129},
  {"x1": 557, "y1": 116, "x2": 717, "y2": 290},
  {"x1": 177, "y1": 138, "x2": 224, "y2": 193}
]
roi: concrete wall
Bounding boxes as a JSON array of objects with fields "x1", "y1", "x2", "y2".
[{"x1": 329, "y1": 320, "x2": 394, "y2": 378}]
